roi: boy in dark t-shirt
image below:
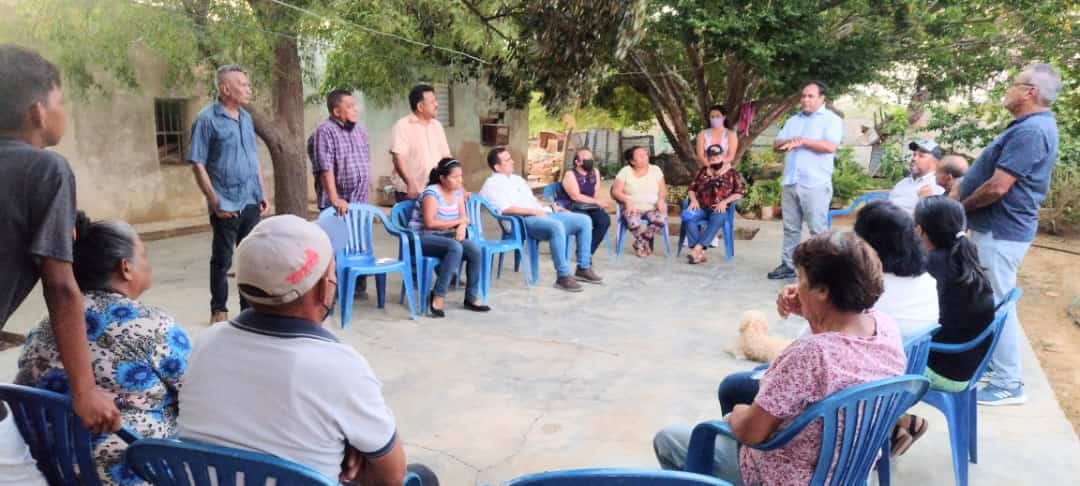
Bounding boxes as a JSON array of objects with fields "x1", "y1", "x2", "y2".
[{"x1": 0, "y1": 44, "x2": 119, "y2": 433}]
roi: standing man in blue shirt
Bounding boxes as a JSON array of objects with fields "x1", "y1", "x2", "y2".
[
  {"x1": 960, "y1": 63, "x2": 1062, "y2": 406},
  {"x1": 767, "y1": 81, "x2": 844, "y2": 280},
  {"x1": 188, "y1": 65, "x2": 269, "y2": 325}
]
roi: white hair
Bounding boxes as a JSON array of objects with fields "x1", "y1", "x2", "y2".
[
  {"x1": 216, "y1": 65, "x2": 246, "y2": 85},
  {"x1": 1022, "y1": 63, "x2": 1062, "y2": 106}
]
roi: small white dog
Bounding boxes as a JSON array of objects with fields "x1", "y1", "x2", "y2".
[{"x1": 735, "y1": 310, "x2": 792, "y2": 363}]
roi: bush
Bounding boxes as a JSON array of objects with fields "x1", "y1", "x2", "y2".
[
  {"x1": 742, "y1": 177, "x2": 783, "y2": 214},
  {"x1": 667, "y1": 185, "x2": 689, "y2": 205}
]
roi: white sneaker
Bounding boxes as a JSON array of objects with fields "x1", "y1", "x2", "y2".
[{"x1": 710, "y1": 236, "x2": 721, "y2": 248}]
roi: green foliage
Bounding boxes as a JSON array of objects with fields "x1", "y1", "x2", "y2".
[
  {"x1": 738, "y1": 149, "x2": 783, "y2": 187},
  {"x1": 875, "y1": 144, "x2": 909, "y2": 184},
  {"x1": 598, "y1": 161, "x2": 623, "y2": 180},
  {"x1": 667, "y1": 185, "x2": 689, "y2": 206},
  {"x1": 527, "y1": 92, "x2": 650, "y2": 138},
  {"x1": 742, "y1": 177, "x2": 782, "y2": 214}
]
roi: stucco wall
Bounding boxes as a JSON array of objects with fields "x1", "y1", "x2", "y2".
[{"x1": 53, "y1": 55, "x2": 525, "y2": 225}]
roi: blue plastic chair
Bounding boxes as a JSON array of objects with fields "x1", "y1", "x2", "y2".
[
  {"x1": 685, "y1": 375, "x2": 930, "y2": 486},
  {"x1": 315, "y1": 204, "x2": 418, "y2": 326},
  {"x1": 541, "y1": 182, "x2": 613, "y2": 258},
  {"x1": 826, "y1": 191, "x2": 889, "y2": 228},
  {"x1": 676, "y1": 199, "x2": 736, "y2": 262},
  {"x1": 465, "y1": 195, "x2": 530, "y2": 301},
  {"x1": 0, "y1": 383, "x2": 141, "y2": 486},
  {"x1": 913, "y1": 288, "x2": 1022, "y2": 486},
  {"x1": 874, "y1": 323, "x2": 941, "y2": 484},
  {"x1": 126, "y1": 437, "x2": 424, "y2": 486},
  {"x1": 390, "y1": 200, "x2": 465, "y2": 315},
  {"x1": 502, "y1": 468, "x2": 730, "y2": 486},
  {"x1": 614, "y1": 201, "x2": 672, "y2": 258}
]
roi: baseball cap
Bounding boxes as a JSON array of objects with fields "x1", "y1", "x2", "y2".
[
  {"x1": 908, "y1": 139, "x2": 944, "y2": 159},
  {"x1": 235, "y1": 215, "x2": 334, "y2": 305},
  {"x1": 705, "y1": 144, "x2": 724, "y2": 157}
]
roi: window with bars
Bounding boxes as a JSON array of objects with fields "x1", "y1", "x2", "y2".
[
  {"x1": 154, "y1": 99, "x2": 187, "y2": 164},
  {"x1": 434, "y1": 84, "x2": 454, "y2": 127}
]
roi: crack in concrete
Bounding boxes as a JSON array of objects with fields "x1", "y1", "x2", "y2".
[
  {"x1": 404, "y1": 442, "x2": 482, "y2": 473},
  {"x1": 472, "y1": 331, "x2": 622, "y2": 358}
]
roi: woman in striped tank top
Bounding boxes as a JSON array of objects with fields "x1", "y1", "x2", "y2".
[{"x1": 410, "y1": 158, "x2": 490, "y2": 317}]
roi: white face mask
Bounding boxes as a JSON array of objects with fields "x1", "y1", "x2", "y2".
[{"x1": 710, "y1": 118, "x2": 724, "y2": 129}]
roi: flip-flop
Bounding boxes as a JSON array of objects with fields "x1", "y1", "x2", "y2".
[{"x1": 890, "y1": 415, "x2": 928, "y2": 458}]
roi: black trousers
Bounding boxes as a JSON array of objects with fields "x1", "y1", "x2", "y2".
[
  {"x1": 209, "y1": 204, "x2": 260, "y2": 312},
  {"x1": 573, "y1": 207, "x2": 612, "y2": 255}
]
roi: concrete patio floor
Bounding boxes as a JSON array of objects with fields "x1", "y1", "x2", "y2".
[{"x1": 2, "y1": 218, "x2": 1078, "y2": 485}]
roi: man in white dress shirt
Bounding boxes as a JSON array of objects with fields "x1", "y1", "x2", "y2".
[{"x1": 889, "y1": 139, "x2": 945, "y2": 213}]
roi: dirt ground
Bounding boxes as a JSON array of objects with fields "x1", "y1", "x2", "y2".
[{"x1": 1017, "y1": 234, "x2": 1080, "y2": 437}]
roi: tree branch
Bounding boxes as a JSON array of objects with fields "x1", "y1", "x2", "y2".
[
  {"x1": 459, "y1": 0, "x2": 513, "y2": 43},
  {"x1": 686, "y1": 41, "x2": 710, "y2": 119}
]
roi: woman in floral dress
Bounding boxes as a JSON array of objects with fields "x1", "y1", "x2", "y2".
[{"x1": 16, "y1": 214, "x2": 190, "y2": 486}]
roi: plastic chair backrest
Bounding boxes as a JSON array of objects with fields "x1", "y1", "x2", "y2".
[
  {"x1": 687, "y1": 375, "x2": 929, "y2": 486},
  {"x1": 466, "y1": 194, "x2": 510, "y2": 239},
  {"x1": 317, "y1": 204, "x2": 401, "y2": 257},
  {"x1": 503, "y1": 468, "x2": 730, "y2": 486},
  {"x1": 0, "y1": 384, "x2": 139, "y2": 486},
  {"x1": 391, "y1": 200, "x2": 417, "y2": 231},
  {"x1": 902, "y1": 324, "x2": 940, "y2": 375},
  {"x1": 125, "y1": 437, "x2": 335, "y2": 486},
  {"x1": 542, "y1": 182, "x2": 560, "y2": 203},
  {"x1": 952, "y1": 287, "x2": 1023, "y2": 390}
]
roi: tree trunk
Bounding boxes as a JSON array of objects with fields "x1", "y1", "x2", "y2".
[{"x1": 248, "y1": 34, "x2": 308, "y2": 217}]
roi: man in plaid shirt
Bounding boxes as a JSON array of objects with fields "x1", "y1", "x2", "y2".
[{"x1": 307, "y1": 89, "x2": 371, "y2": 216}]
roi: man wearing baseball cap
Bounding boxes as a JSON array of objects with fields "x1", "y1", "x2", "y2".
[
  {"x1": 888, "y1": 139, "x2": 945, "y2": 213},
  {"x1": 177, "y1": 215, "x2": 436, "y2": 485}
]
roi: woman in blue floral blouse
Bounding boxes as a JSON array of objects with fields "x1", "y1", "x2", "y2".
[{"x1": 15, "y1": 214, "x2": 191, "y2": 486}]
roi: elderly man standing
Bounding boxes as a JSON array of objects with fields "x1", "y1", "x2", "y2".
[
  {"x1": 890, "y1": 139, "x2": 945, "y2": 213},
  {"x1": 767, "y1": 81, "x2": 844, "y2": 280},
  {"x1": 935, "y1": 154, "x2": 969, "y2": 199},
  {"x1": 308, "y1": 89, "x2": 371, "y2": 215},
  {"x1": 960, "y1": 63, "x2": 1062, "y2": 406},
  {"x1": 389, "y1": 84, "x2": 451, "y2": 202},
  {"x1": 189, "y1": 65, "x2": 269, "y2": 325},
  {"x1": 178, "y1": 215, "x2": 438, "y2": 486}
]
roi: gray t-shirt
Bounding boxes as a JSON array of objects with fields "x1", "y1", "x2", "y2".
[{"x1": 0, "y1": 139, "x2": 77, "y2": 329}]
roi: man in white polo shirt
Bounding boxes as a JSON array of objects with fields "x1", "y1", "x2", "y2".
[
  {"x1": 177, "y1": 215, "x2": 436, "y2": 486},
  {"x1": 889, "y1": 139, "x2": 945, "y2": 213}
]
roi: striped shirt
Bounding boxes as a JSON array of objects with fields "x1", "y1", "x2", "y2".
[{"x1": 410, "y1": 185, "x2": 462, "y2": 234}]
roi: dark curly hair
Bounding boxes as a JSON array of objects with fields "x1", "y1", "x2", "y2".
[{"x1": 854, "y1": 200, "x2": 927, "y2": 277}]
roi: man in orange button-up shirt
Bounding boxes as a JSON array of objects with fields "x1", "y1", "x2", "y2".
[{"x1": 389, "y1": 84, "x2": 452, "y2": 201}]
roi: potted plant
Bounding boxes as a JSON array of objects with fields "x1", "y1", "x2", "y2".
[{"x1": 746, "y1": 178, "x2": 783, "y2": 220}]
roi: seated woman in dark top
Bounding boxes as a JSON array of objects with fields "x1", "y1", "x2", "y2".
[
  {"x1": 683, "y1": 144, "x2": 745, "y2": 264},
  {"x1": 556, "y1": 147, "x2": 611, "y2": 255},
  {"x1": 892, "y1": 195, "x2": 996, "y2": 456}
]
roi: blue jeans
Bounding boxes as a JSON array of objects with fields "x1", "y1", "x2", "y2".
[
  {"x1": 522, "y1": 212, "x2": 593, "y2": 277},
  {"x1": 717, "y1": 368, "x2": 764, "y2": 415},
  {"x1": 971, "y1": 230, "x2": 1031, "y2": 389},
  {"x1": 685, "y1": 209, "x2": 727, "y2": 250},
  {"x1": 419, "y1": 234, "x2": 482, "y2": 301}
]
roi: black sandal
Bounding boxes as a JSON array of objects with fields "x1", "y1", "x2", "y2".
[{"x1": 429, "y1": 294, "x2": 445, "y2": 318}]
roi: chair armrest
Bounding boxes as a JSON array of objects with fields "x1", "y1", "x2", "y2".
[
  {"x1": 685, "y1": 420, "x2": 737, "y2": 474},
  {"x1": 116, "y1": 426, "x2": 142, "y2": 444}
]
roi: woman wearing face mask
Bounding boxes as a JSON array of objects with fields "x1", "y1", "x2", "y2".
[
  {"x1": 554, "y1": 147, "x2": 612, "y2": 255},
  {"x1": 696, "y1": 105, "x2": 739, "y2": 168},
  {"x1": 410, "y1": 157, "x2": 490, "y2": 317},
  {"x1": 684, "y1": 144, "x2": 745, "y2": 264}
]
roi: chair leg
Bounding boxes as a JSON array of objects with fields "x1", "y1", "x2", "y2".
[
  {"x1": 966, "y1": 391, "x2": 978, "y2": 464},
  {"x1": 375, "y1": 274, "x2": 387, "y2": 309},
  {"x1": 527, "y1": 241, "x2": 540, "y2": 286},
  {"x1": 924, "y1": 391, "x2": 969, "y2": 486},
  {"x1": 497, "y1": 252, "x2": 505, "y2": 279},
  {"x1": 400, "y1": 268, "x2": 416, "y2": 320},
  {"x1": 677, "y1": 225, "x2": 686, "y2": 257},
  {"x1": 604, "y1": 232, "x2": 613, "y2": 258},
  {"x1": 615, "y1": 222, "x2": 626, "y2": 258},
  {"x1": 341, "y1": 269, "x2": 357, "y2": 330}
]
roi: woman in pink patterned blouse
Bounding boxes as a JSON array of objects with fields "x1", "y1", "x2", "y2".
[{"x1": 654, "y1": 231, "x2": 907, "y2": 485}]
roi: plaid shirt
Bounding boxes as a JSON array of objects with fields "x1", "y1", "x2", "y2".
[
  {"x1": 307, "y1": 118, "x2": 371, "y2": 208},
  {"x1": 689, "y1": 167, "x2": 746, "y2": 208}
]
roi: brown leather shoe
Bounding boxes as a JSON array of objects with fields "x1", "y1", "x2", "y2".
[
  {"x1": 574, "y1": 267, "x2": 603, "y2": 284},
  {"x1": 554, "y1": 275, "x2": 584, "y2": 292}
]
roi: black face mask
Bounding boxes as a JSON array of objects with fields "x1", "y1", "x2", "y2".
[
  {"x1": 341, "y1": 121, "x2": 356, "y2": 131},
  {"x1": 321, "y1": 281, "x2": 338, "y2": 322},
  {"x1": 580, "y1": 159, "x2": 595, "y2": 172},
  {"x1": 709, "y1": 163, "x2": 725, "y2": 171}
]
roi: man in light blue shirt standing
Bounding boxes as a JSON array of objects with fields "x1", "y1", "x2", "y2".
[
  {"x1": 767, "y1": 81, "x2": 844, "y2": 279},
  {"x1": 188, "y1": 65, "x2": 269, "y2": 324},
  {"x1": 960, "y1": 63, "x2": 1062, "y2": 406}
]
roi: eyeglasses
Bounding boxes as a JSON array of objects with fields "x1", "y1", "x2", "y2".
[{"x1": 1010, "y1": 82, "x2": 1035, "y2": 90}]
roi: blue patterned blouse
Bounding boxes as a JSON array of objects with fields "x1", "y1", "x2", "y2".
[{"x1": 15, "y1": 290, "x2": 191, "y2": 486}]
